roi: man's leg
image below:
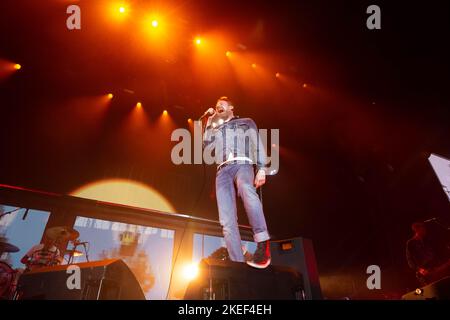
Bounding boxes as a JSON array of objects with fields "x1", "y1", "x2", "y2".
[
  {"x1": 216, "y1": 165, "x2": 245, "y2": 262},
  {"x1": 235, "y1": 165, "x2": 270, "y2": 242},
  {"x1": 235, "y1": 164, "x2": 271, "y2": 268}
]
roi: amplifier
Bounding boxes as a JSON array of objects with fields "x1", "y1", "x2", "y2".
[
  {"x1": 184, "y1": 258, "x2": 304, "y2": 300},
  {"x1": 17, "y1": 259, "x2": 145, "y2": 300}
]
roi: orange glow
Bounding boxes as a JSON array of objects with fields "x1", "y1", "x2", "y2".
[
  {"x1": 226, "y1": 51, "x2": 231, "y2": 57},
  {"x1": 71, "y1": 179, "x2": 175, "y2": 212},
  {"x1": 119, "y1": 6, "x2": 126, "y2": 13},
  {"x1": 251, "y1": 63, "x2": 257, "y2": 69},
  {"x1": 136, "y1": 102, "x2": 142, "y2": 108},
  {"x1": 191, "y1": 31, "x2": 235, "y2": 90},
  {"x1": 275, "y1": 72, "x2": 280, "y2": 78},
  {"x1": 151, "y1": 20, "x2": 158, "y2": 28},
  {"x1": 14, "y1": 64, "x2": 21, "y2": 70},
  {"x1": 163, "y1": 110, "x2": 168, "y2": 116},
  {"x1": 303, "y1": 83, "x2": 308, "y2": 88},
  {"x1": 187, "y1": 118, "x2": 192, "y2": 124},
  {"x1": 107, "y1": 93, "x2": 114, "y2": 99}
]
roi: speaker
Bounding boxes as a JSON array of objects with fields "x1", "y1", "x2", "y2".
[
  {"x1": 402, "y1": 276, "x2": 450, "y2": 300},
  {"x1": 269, "y1": 238, "x2": 322, "y2": 300},
  {"x1": 184, "y1": 258, "x2": 304, "y2": 300},
  {"x1": 16, "y1": 259, "x2": 145, "y2": 300}
]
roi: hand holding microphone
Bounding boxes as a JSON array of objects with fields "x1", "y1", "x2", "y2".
[{"x1": 199, "y1": 107, "x2": 215, "y2": 120}]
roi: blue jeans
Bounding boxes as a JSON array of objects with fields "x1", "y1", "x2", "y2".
[{"x1": 215, "y1": 163, "x2": 270, "y2": 262}]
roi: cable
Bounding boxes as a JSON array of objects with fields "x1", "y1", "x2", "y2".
[
  {"x1": 190, "y1": 161, "x2": 208, "y2": 214},
  {"x1": 165, "y1": 220, "x2": 189, "y2": 300}
]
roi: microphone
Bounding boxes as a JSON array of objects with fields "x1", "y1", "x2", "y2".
[
  {"x1": 199, "y1": 108, "x2": 215, "y2": 120},
  {"x1": 22, "y1": 208, "x2": 29, "y2": 220}
]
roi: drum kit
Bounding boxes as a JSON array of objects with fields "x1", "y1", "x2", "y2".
[{"x1": 0, "y1": 226, "x2": 88, "y2": 300}]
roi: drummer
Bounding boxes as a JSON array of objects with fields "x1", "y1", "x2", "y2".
[{"x1": 20, "y1": 238, "x2": 63, "y2": 271}]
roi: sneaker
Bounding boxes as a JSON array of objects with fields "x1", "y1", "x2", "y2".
[
  {"x1": 246, "y1": 240, "x2": 271, "y2": 269},
  {"x1": 243, "y1": 247, "x2": 253, "y2": 262}
]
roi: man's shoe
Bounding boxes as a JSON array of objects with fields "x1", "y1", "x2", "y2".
[{"x1": 246, "y1": 240, "x2": 271, "y2": 269}]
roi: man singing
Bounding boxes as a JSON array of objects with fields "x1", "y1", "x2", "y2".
[{"x1": 203, "y1": 96, "x2": 271, "y2": 269}]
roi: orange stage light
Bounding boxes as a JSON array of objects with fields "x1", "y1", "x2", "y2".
[
  {"x1": 194, "y1": 37, "x2": 202, "y2": 45},
  {"x1": 275, "y1": 72, "x2": 280, "y2": 78},
  {"x1": 151, "y1": 20, "x2": 158, "y2": 28},
  {"x1": 14, "y1": 64, "x2": 21, "y2": 70},
  {"x1": 303, "y1": 83, "x2": 308, "y2": 88},
  {"x1": 136, "y1": 102, "x2": 142, "y2": 108},
  {"x1": 187, "y1": 118, "x2": 192, "y2": 123},
  {"x1": 226, "y1": 51, "x2": 231, "y2": 57},
  {"x1": 163, "y1": 110, "x2": 168, "y2": 115},
  {"x1": 107, "y1": 93, "x2": 114, "y2": 99},
  {"x1": 119, "y1": 6, "x2": 126, "y2": 13},
  {"x1": 251, "y1": 63, "x2": 257, "y2": 69}
]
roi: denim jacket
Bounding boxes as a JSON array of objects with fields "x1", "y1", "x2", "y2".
[{"x1": 203, "y1": 117, "x2": 268, "y2": 172}]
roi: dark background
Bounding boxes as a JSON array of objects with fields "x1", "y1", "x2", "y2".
[{"x1": 1, "y1": 0, "x2": 449, "y2": 298}]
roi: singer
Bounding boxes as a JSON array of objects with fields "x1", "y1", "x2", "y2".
[{"x1": 202, "y1": 96, "x2": 271, "y2": 268}]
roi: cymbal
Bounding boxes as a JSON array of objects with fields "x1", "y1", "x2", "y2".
[
  {"x1": 45, "y1": 226, "x2": 79, "y2": 241},
  {"x1": 0, "y1": 241, "x2": 20, "y2": 253},
  {"x1": 64, "y1": 249, "x2": 83, "y2": 257}
]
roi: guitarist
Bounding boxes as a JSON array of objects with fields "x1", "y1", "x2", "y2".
[{"x1": 406, "y1": 222, "x2": 450, "y2": 285}]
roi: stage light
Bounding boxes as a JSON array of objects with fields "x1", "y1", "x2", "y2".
[
  {"x1": 182, "y1": 263, "x2": 199, "y2": 281},
  {"x1": 163, "y1": 110, "x2": 168, "y2": 116},
  {"x1": 107, "y1": 93, "x2": 114, "y2": 99},
  {"x1": 251, "y1": 63, "x2": 257, "y2": 69},
  {"x1": 187, "y1": 118, "x2": 192, "y2": 124},
  {"x1": 136, "y1": 102, "x2": 142, "y2": 108},
  {"x1": 303, "y1": 83, "x2": 308, "y2": 88},
  {"x1": 14, "y1": 64, "x2": 21, "y2": 70},
  {"x1": 226, "y1": 51, "x2": 231, "y2": 57},
  {"x1": 119, "y1": 6, "x2": 126, "y2": 13},
  {"x1": 275, "y1": 72, "x2": 280, "y2": 78},
  {"x1": 151, "y1": 20, "x2": 158, "y2": 28},
  {"x1": 194, "y1": 37, "x2": 202, "y2": 45}
]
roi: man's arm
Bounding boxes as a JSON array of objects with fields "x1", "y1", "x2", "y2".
[
  {"x1": 406, "y1": 242, "x2": 419, "y2": 271},
  {"x1": 248, "y1": 119, "x2": 268, "y2": 188},
  {"x1": 202, "y1": 116, "x2": 215, "y2": 150},
  {"x1": 21, "y1": 244, "x2": 39, "y2": 265}
]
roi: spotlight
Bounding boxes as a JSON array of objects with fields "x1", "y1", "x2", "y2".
[
  {"x1": 107, "y1": 93, "x2": 114, "y2": 99},
  {"x1": 136, "y1": 102, "x2": 142, "y2": 108},
  {"x1": 226, "y1": 51, "x2": 231, "y2": 57},
  {"x1": 194, "y1": 37, "x2": 202, "y2": 45},
  {"x1": 14, "y1": 64, "x2": 21, "y2": 70},
  {"x1": 119, "y1": 6, "x2": 126, "y2": 13},
  {"x1": 303, "y1": 83, "x2": 308, "y2": 88},
  {"x1": 187, "y1": 118, "x2": 192, "y2": 124},
  {"x1": 151, "y1": 20, "x2": 158, "y2": 28},
  {"x1": 182, "y1": 263, "x2": 199, "y2": 281},
  {"x1": 275, "y1": 72, "x2": 280, "y2": 78},
  {"x1": 251, "y1": 63, "x2": 257, "y2": 69},
  {"x1": 163, "y1": 110, "x2": 168, "y2": 115}
]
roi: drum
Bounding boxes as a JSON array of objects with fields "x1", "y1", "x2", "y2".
[{"x1": 0, "y1": 261, "x2": 15, "y2": 300}]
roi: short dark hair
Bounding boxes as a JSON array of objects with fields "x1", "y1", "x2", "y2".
[{"x1": 217, "y1": 96, "x2": 233, "y2": 105}]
